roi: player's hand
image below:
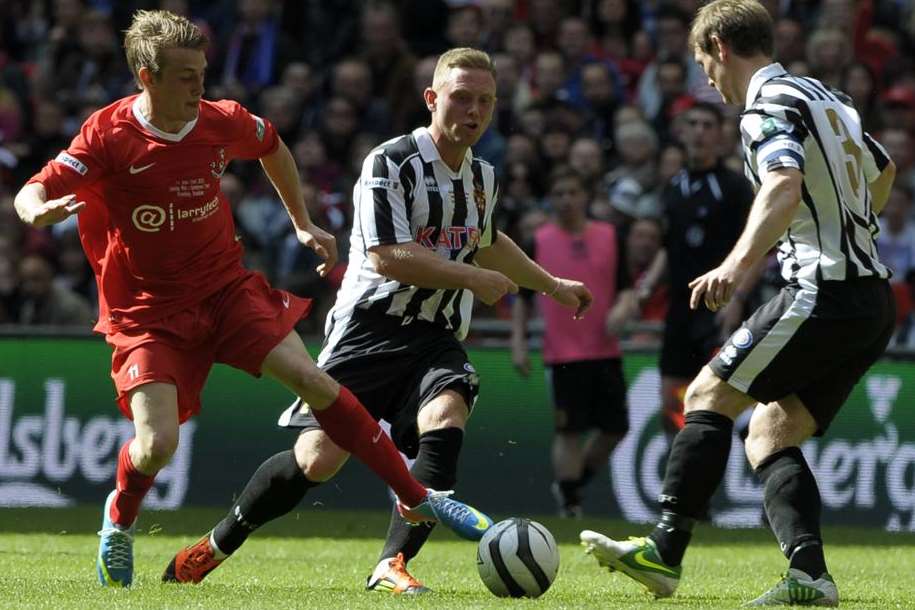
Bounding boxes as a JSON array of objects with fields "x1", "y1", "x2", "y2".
[
  {"x1": 296, "y1": 223, "x2": 337, "y2": 277},
  {"x1": 27, "y1": 194, "x2": 86, "y2": 228},
  {"x1": 471, "y1": 269, "x2": 518, "y2": 305},
  {"x1": 549, "y1": 278, "x2": 593, "y2": 320},
  {"x1": 688, "y1": 260, "x2": 743, "y2": 312}
]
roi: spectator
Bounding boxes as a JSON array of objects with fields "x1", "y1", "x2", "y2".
[
  {"x1": 220, "y1": 0, "x2": 299, "y2": 98},
  {"x1": 877, "y1": 184, "x2": 915, "y2": 282},
  {"x1": 881, "y1": 127, "x2": 915, "y2": 195},
  {"x1": 17, "y1": 253, "x2": 93, "y2": 326},
  {"x1": 330, "y1": 58, "x2": 391, "y2": 138},
  {"x1": 806, "y1": 28, "x2": 852, "y2": 88},
  {"x1": 0, "y1": 254, "x2": 18, "y2": 323},
  {"x1": 358, "y1": 1, "x2": 416, "y2": 127},
  {"x1": 840, "y1": 62, "x2": 884, "y2": 133},
  {"x1": 636, "y1": 6, "x2": 717, "y2": 121}
]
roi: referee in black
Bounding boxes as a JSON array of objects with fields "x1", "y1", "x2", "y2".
[
  {"x1": 636, "y1": 101, "x2": 757, "y2": 440},
  {"x1": 581, "y1": 1, "x2": 896, "y2": 606}
]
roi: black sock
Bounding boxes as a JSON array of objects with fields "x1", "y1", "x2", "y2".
[
  {"x1": 755, "y1": 447, "x2": 827, "y2": 578},
  {"x1": 555, "y1": 479, "x2": 582, "y2": 508},
  {"x1": 649, "y1": 511, "x2": 695, "y2": 566},
  {"x1": 577, "y1": 464, "x2": 596, "y2": 489},
  {"x1": 212, "y1": 450, "x2": 318, "y2": 555},
  {"x1": 649, "y1": 410, "x2": 733, "y2": 565},
  {"x1": 378, "y1": 427, "x2": 463, "y2": 564}
]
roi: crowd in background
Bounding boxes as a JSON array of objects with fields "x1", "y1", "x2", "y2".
[{"x1": 1, "y1": 0, "x2": 915, "y2": 346}]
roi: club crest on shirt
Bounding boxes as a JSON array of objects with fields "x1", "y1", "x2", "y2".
[
  {"x1": 210, "y1": 147, "x2": 227, "y2": 178},
  {"x1": 473, "y1": 184, "x2": 486, "y2": 217}
]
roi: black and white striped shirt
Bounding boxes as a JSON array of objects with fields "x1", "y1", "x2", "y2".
[
  {"x1": 741, "y1": 63, "x2": 892, "y2": 289},
  {"x1": 319, "y1": 127, "x2": 498, "y2": 363}
]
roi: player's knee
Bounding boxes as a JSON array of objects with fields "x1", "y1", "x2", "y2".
[
  {"x1": 133, "y1": 432, "x2": 178, "y2": 471},
  {"x1": 744, "y1": 420, "x2": 777, "y2": 469},
  {"x1": 293, "y1": 434, "x2": 344, "y2": 482},
  {"x1": 683, "y1": 374, "x2": 715, "y2": 414},
  {"x1": 291, "y1": 364, "x2": 339, "y2": 408}
]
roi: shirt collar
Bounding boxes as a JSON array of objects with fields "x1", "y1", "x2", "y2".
[
  {"x1": 744, "y1": 62, "x2": 788, "y2": 110},
  {"x1": 413, "y1": 126, "x2": 473, "y2": 170},
  {"x1": 132, "y1": 97, "x2": 198, "y2": 142}
]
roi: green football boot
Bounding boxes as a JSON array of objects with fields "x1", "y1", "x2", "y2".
[
  {"x1": 580, "y1": 530, "x2": 681, "y2": 598},
  {"x1": 744, "y1": 569, "x2": 838, "y2": 607}
]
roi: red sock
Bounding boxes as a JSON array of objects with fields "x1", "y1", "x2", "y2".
[
  {"x1": 110, "y1": 440, "x2": 156, "y2": 528},
  {"x1": 311, "y1": 386, "x2": 427, "y2": 507}
]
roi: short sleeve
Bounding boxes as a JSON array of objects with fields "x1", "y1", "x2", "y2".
[
  {"x1": 862, "y1": 131, "x2": 891, "y2": 183},
  {"x1": 741, "y1": 98, "x2": 808, "y2": 179},
  {"x1": 27, "y1": 119, "x2": 110, "y2": 199},
  {"x1": 358, "y1": 151, "x2": 414, "y2": 248},
  {"x1": 223, "y1": 100, "x2": 279, "y2": 160}
]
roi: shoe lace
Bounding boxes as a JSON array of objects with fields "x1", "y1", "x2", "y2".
[
  {"x1": 98, "y1": 528, "x2": 133, "y2": 571},
  {"x1": 427, "y1": 491, "x2": 475, "y2": 523}
]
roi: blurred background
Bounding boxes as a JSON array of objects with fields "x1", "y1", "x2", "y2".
[{"x1": 1, "y1": 0, "x2": 915, "y2": 530}]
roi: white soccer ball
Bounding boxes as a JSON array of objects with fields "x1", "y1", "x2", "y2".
[{"x1": 476, "y1": 518, "x2": 560, "y2": 598}]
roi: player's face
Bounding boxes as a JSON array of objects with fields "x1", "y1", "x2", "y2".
[
  {"x1": 148, "y1": 47, "x2": 206, "y2": 122},
  {"x1": 429, "y1": 68, "x2": 497, "y2": 148},
  {"x1": 694, "y1": 45, "x2": 735, "y2": 105}
]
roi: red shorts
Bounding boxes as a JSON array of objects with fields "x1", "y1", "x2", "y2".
[{"x1": 107, "y1": 271, "x2": 312, "y2": 423}]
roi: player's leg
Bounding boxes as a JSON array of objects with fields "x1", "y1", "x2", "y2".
[
  {"x1": 99, "y1": 382, "x2": 180, "y2": 587},
  {"x1": 368, "y1": 389, "x2": 469, "y2": 594},
  {"x1": 581, "y1": 367, "x2": 752, "y2": 597},
  {"x1": 164, "y1": 429, "x2": 349, "y2": 584},
  {"x1": 547, "y1": 363, "x2": 587, "y2": 517},
  {"x1": 578, "y1": 359, "x2": 628, "y2": 499},
  {"x1": 741, "y1": 395, "x2": 841, "y2": 606},
  {"x1": 260, "y1": 330, "x2": 430, "y2": 508}
]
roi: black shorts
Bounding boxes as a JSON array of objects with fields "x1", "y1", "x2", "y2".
[
  {"x1": 277, "y1": 312, "x2": 479, "y2": 458},
  {"x1": 660, "y1": 303, "x2": 721, "y2": 379},
  {"x1": 546, "y1": 358, "x2": 629, "y2": 434},
  {"x1": 710, "y1": 278, "x2": 894, "y2": 435}
]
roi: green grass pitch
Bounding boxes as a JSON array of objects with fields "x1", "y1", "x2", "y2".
[{"x1": 1, "y1": 507, "x2": 913, "y2": 609}]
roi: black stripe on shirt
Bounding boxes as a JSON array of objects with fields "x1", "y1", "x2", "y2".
[{"x1": 371, "y1": 154, "x2": 395, "y2": 244}]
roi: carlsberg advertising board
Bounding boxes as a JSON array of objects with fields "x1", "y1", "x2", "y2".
[{"x1": 1, "y1": 337, "x2": 913, "y2": 529}]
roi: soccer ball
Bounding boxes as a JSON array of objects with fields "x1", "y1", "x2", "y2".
[{"x1": 476, "y1": 518, "x2": 560, "y2": 598}]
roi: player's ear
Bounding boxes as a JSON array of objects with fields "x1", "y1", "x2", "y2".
[
  {"x1": 423, "y1": 87, "x2": 437, "y2": 113},
  {"x1": 138, "y1": 66, "x2": 155, "y2": 90},
  {"x1": 711, "y1": 35, "x2": 727, "y2": 63}
]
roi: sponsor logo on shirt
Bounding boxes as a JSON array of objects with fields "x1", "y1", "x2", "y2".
[
  {"x1": 54, "y1": 152, "x2": 88, "y2": 176},
  {"x1": 415, "y1": 226, "x2": 480, "y2": 251},
  {"x1": 131, "y1": 196, "x2": 220, "y2": 232},
  {"x1": 362, "y1": 177, "x2": 400, "y2": 190},
  {"x1": 132, "y1": 204, "x2": 167, "y2": 232},
  {"x1": 424, "y1": 175, "x2": 440, "y2": 192}
]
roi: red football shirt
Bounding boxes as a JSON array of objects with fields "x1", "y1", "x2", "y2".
[{"x1": 29, "y1": 95, "x2": 278, "y2": 333}]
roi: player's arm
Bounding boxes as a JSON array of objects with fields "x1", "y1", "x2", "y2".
[
  {"x1": 690, "y1": 168, "x2": 802, "y2": 311},
  {"x1": 369, "y1": 241, "x2": 518, "y2": 305},
  {"x1": 14, "y1": 182, "x2": 86, "y2": 228},
  {"x1": 475, "y1": 230, "x2": 592, "y2": 319},
  {"x1": 259, "y1": 138, "x2": 337, "y2": 276},
  {"x1": 870, "y1": 160, "x2": 896, "y2": 215}
]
